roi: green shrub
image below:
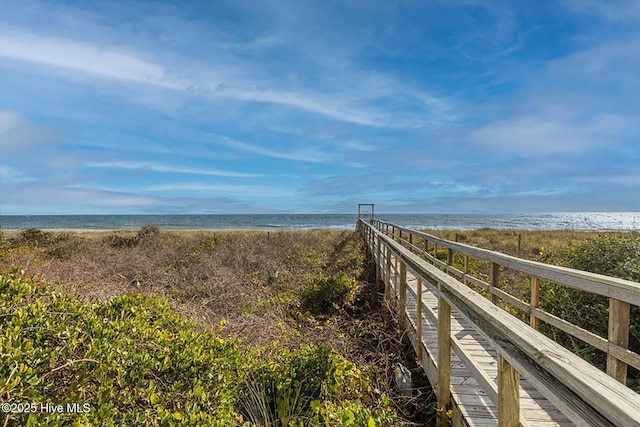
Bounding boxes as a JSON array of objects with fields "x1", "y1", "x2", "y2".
[
  {"x1": 542, "y1": 233, "x2": 640, "y2": 390},
  {"x1": 102, "y1": 233, "x2": 139, "y2": 248},
  {"x1": 0, "y1": 269, "x2": 398, "y2": 426},
  {"x1": 238, "y1": 343, "x2": 397, "y2": 426},
  {"x1": 300, "y1": 274, "x2": 357, "y2": 316},
  {"x1": 13, "y1": 228, "x2": 52, "y2": 246},
  {"x1": 0, "y1": 269, "x2": 244, "y2": 426},
  {"x1": 45, "y1": 233, "x2": 86, "y2": 260},
  {"x1": 138, "y1": 224, "x2": 161, "y2": 242},
  {"x1": 100, "y1": 225, "x2": 162, "y2": 249},
  {"x1": 552, "y1": 232, "x2": 640, "y2": 282}
]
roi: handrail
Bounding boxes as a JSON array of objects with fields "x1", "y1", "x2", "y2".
[
  {"x1": 371, "y1": 219, "x2": 640, "y2": 385},
  {"x1": 357, "y1": 219, "x2": 640, "y2": 427},
  {"x1": 374, "y1": 220, "x2": 640, "y2": 305}
]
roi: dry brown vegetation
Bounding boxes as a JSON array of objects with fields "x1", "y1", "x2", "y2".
[
  {"x1": 0, "y1": 226, "x2": 435, "y2": 425},
  {"x1": 1, "y1": 227, "x2": 347, "y2": 344},
  {"x1": 421, "y1": 228, "x2": 600, "y2": 259}
]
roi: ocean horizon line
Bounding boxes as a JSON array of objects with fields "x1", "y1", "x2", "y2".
[{"x1": 1, "y1": 212, "x2": 639, "y2": 231}]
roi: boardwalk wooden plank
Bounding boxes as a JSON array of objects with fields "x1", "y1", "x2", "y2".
[
  {"x1": 399, "y1": 267, "x2": 572, "y2": 426},
  {"x1": 361, "y1": 219, "x2": 640, "y2": 427}
]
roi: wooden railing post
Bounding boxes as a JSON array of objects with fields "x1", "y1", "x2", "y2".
[
  {"x1": 437, "y1": 285, "x2": 451, "y2": 427},
  {"x1": 447, "y1": 248, "x2": 453, "y2": 267},
  {"x1": 375, "y1": 235, "x2": 381, "y2": 286},
  {"x1": 530, "y1": 277, "x2": 540, "y2": 330},
  {"x1": 463, "y1": 255, "x2": 469, "y2": 286},
  {"x1": 498, "y1": 355, "x2": 520, "y2": 427},
  {"x1": 489, "y1": 262, "x2": 500, "y2": 304},
  {"x1": 399, "y1": 262, "x2": 407, "y2": 327},
  {"x1": 394, "y1": 258, "x2": 399, "y2": 292},
  {"x1": 607, "y1": 298, "x2": 630, "y2": 384},
  {"x1": 409, "y1": 232, "x2": 413, "y2": 245},
  {"x1": 384, "y1": 246, "x2": 391, "y2": 301},
  {"x1": 370, "y1": 229, "x2": 376, "y2": 264},
  {"x1": 417, "y1": 277, "x2": 423, "y2": 360}
]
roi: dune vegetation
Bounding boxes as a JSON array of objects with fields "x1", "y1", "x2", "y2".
[
  {"x1": 2, "y1": 225, "x2": 639, "y2": 426},
  {"x1": 0, "y1": 227, "x2": 432, "y2": 426}
]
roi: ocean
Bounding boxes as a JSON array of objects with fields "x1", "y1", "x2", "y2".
[{"x1": 1, "y1": 213, "x2": 639, "y2": 231}]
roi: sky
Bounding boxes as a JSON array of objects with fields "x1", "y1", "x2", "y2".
[{"x1": 1, "y1": 0, "x2": 639, "y2": 215}]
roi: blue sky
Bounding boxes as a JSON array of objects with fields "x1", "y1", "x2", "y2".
[{"x1": 1, "y1": 0, "x2": 639, "y2": 214}]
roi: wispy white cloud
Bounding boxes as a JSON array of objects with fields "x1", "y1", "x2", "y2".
[
  {"x1": 572, "y1": 167, "x2": 640, "y2": 186},
  {"x1": 562, "y1": 0, "x2": 640, "y2": 22},
  {"x1": 0, "y1": 20, "x2": 457, "y2": 130},
  {"x1": 216, "y1": 34, "x2": 283, "y2": 52},
  {"x1": 86, "y1": 161, "x2": 260, "y2": 178},
  {"x1": 469, "y1": 112, "x2": 628, "y2": 155},
  {"x1": 210, "y1": 134, "x2": 338, "y2": 164},
  {"x1": 434, "y1": 0, "x2": 521, "y2": 60},
  {"x1": 546, "y1": 39, "x2": 640, "y2": 88},
  {"x1": 0, "y1": 110, "x2": 67, "y2": 155},
  {"x1": 0, "y1": 166, "x2": 36, "y2": 183},
  {"x1": 2, "y1": 180, "x2": 258, "y2": 214},
  {"x1": 146, "y1": 183, "x2": 295, "y2": 197},
  {"x1": 212, "y1": 86, "x2": 386, "y2": 127},
  {"x1": 0, "y1": 110, "x2": 22, "y2": 134},
  {"x1": 0, "y1": 30, "x2": 187, "y2": 89}
]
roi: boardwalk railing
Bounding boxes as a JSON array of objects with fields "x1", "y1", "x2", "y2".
[{"x1": 358, "y1": 219, "x2": 640, "y2": 427}]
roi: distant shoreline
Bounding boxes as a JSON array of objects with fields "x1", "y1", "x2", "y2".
[
  {"x1": 1, "y1": 212, "x2": 638, "y2": 231},
  {"x1": 1, "y1": 227, "x2": 349, "y2": 234}
]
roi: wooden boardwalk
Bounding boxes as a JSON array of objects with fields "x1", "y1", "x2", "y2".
[
  {"x1": 359, "y1": 219, "x2": 640, "y2": 427},
  {"x1": 391, "y1": 256, "x2": 571, "y2": 426}
]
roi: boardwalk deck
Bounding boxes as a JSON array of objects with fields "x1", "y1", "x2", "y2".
[
  {"x1": 361, "y1": 218, "x2": 640, "y2": 427},
  {"x1": 383, "y1": 246, "x2": 573, "y2": 426}
]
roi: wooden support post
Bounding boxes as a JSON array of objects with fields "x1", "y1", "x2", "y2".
[
  {"x1": 530, "y1": 277, "x2": 540, "y2": 330},
  {"x1": 384, "y1": 246, "x2": 391, "y2": 301},
  {"x1": 498, "y1": 355, "x2": 520, "y2": 427},
  {"x1": 463, "y1": 255, "x2": 469, "y2": 286},
  {"x1": 409, "y1": 232, "x2": 413, "y2": 245},
  {"x1": 607, "y1": 298, "x2": 631, "y2": 384},
  {"x1": 489, "y1": 262, "x2": 500, "y2": 304},
  {"x1": 447, "y1": 248, "x2": 453, "y2": 267},
  {"x1": 424, "y1": 239, "x2": 429, "y2": 254},
  {"x1": 394, "y1": 258, "x2": 399, "y2": 293},
  {"x1": 437, "y1": 286, "x2": 451, "y2": 427},
  {"x1": 370, "y1": 231, "x2": 376, "y2": 264},
  {"x1": 399, "y1": 262, "x2": 407, "y2": 327},
  {"x1": 417, "y1": 277, "x2": 423, "y2": 360},
  {"x1": 375, "y1": 235, "x2": 381, "y2": 286}
]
